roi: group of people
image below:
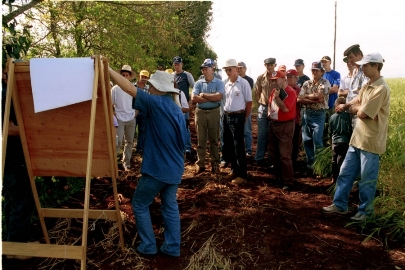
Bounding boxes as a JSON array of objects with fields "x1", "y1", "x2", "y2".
[{"x1": 2, "y1": 43, "x2": 390, "y2": 260}]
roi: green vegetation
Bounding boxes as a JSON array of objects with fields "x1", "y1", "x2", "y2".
[{"x1": 2, "y1": 1, "x2": 216, "y2": 78}]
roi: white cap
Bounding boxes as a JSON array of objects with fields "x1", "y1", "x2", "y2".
[
  {"x1": 356, "y1": 52, "x2": 385, "y2": 65},
  {"x1": 147, "y1": 71, "x2": 179, "y2": 94},
  {"x1": 222, "y1": 59, "x2": 238, "y2": 69}
]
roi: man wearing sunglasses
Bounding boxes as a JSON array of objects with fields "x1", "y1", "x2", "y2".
[
  {"x1": 221, "y1": 59, "x2": 252, "y2": 184},
  {"x1": 297, "y1": 62, "x2": 331, "y2": 176}
]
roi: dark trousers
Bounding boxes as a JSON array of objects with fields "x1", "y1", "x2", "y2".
[
  {"x1": 292, "y1": 123, "x2": 302, "y2": 170},
  {"x1": 3, "y1": 166, "x2": 34, "y2": 242},
  {"x1": 136, "y1": 112, "x2": 146, "y2": 151},
  {"x1": 222, "y1": 113, "x2": 247, "y2": 178},
  {"x1": 268, "y1": 120, "x2": 295, "y2": 182},
  {"x1": 332, "y1": 143, "x2": 349, "y2": 181}
]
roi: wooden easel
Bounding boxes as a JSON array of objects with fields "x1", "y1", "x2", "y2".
[{"x1": 2, "y1": 56, "x2": 125, "y2": 269}]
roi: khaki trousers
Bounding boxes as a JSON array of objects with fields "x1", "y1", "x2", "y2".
[{"x1": 195, "y1": 107, "x2": 221, "y2": 167}]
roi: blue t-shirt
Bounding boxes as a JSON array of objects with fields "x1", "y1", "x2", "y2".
[
  {"x1": 323, "y1": 70, "x2": 341, "y2": 108},
  {"x1": 192, "y1": 77, "x2": 225, "y2": 109},
  {"x1": 133, "y1": 90, "x2": 188, "y2": 184}
]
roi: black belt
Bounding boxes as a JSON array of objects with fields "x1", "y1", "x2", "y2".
[
  {"x1": 197, "y1": 106, "x2": 219, "y2": 110},
  {"x1": 225, "y1": 110, "x2": 245, "y2": 115}
]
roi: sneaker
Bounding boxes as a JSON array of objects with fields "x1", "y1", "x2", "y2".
[
  {"x1": 220, "y1": 161, "x2": 229, "y2": 168},
  {"x1": 223, "y1": 172, "x2": 237, "y2": 181},
  {"x1": 350, "y1": 212, "x2": 367, "y2": 222},
  {"x1": 322, "y1": 204, "x2": 348, "y2": 215},
  {"x1": 231, "y1": 177, "x2": 247, "y2": 184},
  {"x1": 195, "y1": 166, "x2": 205, "y2": 175}
]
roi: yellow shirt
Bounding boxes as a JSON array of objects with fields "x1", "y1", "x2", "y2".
[{"x1": 350, "y1": 76, "x2": 390, "y2": 154}]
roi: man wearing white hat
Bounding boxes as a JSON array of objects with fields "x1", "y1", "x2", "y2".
[
  {"x1": 323, "y1": 52, "x2": 390, "y2": 223},
  {"x1": 108, "y1": 67, "x2": 188, "y2": 257},
  {"x1": 111, "y1": 65, "x2": 137, "y2": 171},
  {"x1": 222, "y1": 59, "x2": 252, "y2": 184}
]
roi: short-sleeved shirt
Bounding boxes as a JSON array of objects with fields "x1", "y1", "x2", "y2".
[
  {"x1": 255, "y1": 72, "x2": 278, "y2": 105},
  {"x1": 242, "y1": 75, "x2": 254, "y2": 89},
  {"x1": 223, "y1": 76, "x2": 252, "y2": 112},
  {"x1": 347, "y1": 66, "x2": 369, "y2": 103},
  {"x1": 323, "y1": 70, "x2": 341, "y2": 108},
  {"x1": 111, "y1": 85, "x2": 136, "y2": 121},
  {"x1": 339, "y1": 73, "x2": 353, "y2": 91},
  {"x1": 350, "y1": 77, "x2": 390, "y2": 155},
  {"x1": 174, "y1": 71, "x2": 195, "y2": 101},
  {"x1": 192, "y1": 77, "x2": 225, "y2": 109},
  {"x1": 299, "y1": 78, "x2": 331, "y2": 110},
  {"x1": 297, "y1": 75, "x2": 310, "y2": 88},
  {"x1": 133, "y1": 90, "x2": 188, "y2": 184},
  {"x1": 268, "y1": 85, "x2": 297, "y2": 122}
]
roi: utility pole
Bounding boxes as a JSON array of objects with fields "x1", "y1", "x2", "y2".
[{"x1": 333, "y1": 1, "x2": 337, "y2": 70}]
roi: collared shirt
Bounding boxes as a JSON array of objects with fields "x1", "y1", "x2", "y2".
[
  {"x1": 192, "y1": 77, "x2": 225, "y2": 109},
  {"x1": 135, "y1": 83, "x2": 149, "y2": 93},
  {"x1": 298, "y1": 77, "x2": 331, "y2": 110},
  {"x1": 347, "y1": 66, "x2": 369, "y2": 103},
  {"x1": 350, "y1": 77, "x2": 390, "y2": 155},
  {"x1": 255, "y1": 71, "x2": 278, "y2": 105},
  {"x1": 223, "y1": 76, "x2": 252, "y2": 112},
  {"x1": 111, "y1": 85, "x2": 136, "y2": 121}
]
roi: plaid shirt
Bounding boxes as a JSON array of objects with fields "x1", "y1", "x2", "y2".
[
  {"x1": 347, "y1": 66, "x2": 369, "y2": 103},
  {"x1": 299, "y1": 77, "x2": 330, "y2": 110}
]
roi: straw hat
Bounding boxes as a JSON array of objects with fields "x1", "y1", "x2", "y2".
[
  {"x1": 116, "y1": 65, "x2": 137, "y2": 80},
  {"x1": 148, "y1": 71, "x2": 179, "y2": 94}
]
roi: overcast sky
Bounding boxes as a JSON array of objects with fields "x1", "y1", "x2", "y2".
[{"x1": 206, "y1": 0, "x2": 405, "y2": 80}]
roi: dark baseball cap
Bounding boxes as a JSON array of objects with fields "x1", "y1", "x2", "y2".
[
  {"x1": 173, "y1": 56, "x2": 183, "y2": 64},
  {"x1": 311, "y1": 61, "x2": 323, "y2": 70},
  {"x1": 200, "y1": 58, "x2": 214, "y2": 69},
  {"x1": 264, "y1": 58, "x2": 276, "y2": 64},
  {"x1": 294, "y1": 59, "x2": 304, "y2": 66},
  {"x1": 321, "y1": 56, "x2": 331, "y2": 62},
  {"x1": 344, "y1": 44, "x2": 360, "y2": 56}
]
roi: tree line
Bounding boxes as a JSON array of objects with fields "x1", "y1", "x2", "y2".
[{"x1": 2, "y1": 0, "x2": 217, "y2": 78}]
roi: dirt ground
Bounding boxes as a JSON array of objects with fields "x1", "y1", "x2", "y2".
[{"x1": 3, "y1": 112, "x2": 405, "y2": 270}]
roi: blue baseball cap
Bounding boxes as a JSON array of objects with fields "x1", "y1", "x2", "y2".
[
  {"x1": 173, "y1": 56, "x2": 183, "y2": 64},
  {"x1": 200, "y1": 58, "x2": 214, "y2": 69}
]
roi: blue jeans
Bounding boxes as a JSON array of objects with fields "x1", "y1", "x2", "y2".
[
  {"x1": 244, "y1": 112, "x2": 252, "y2": 154},
  {"x1": 302, "y1": 109, "x2": 326, "y2": 168},
  {"x1": 132, "y1": 175, "x2": 180, "y2": 256},
  {"x1": 333, "y1": 146, "x2": 380, "y2": 215},
  {"x1": 255, "y1": 104, "x2": 270, "y2": 161},
  {"x1": 184, "y1": 112, "x2": 192, "y2": 152}
]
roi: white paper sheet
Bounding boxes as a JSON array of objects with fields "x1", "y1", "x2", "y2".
[{"x1": 30, "y1": 58, "x2": 95, "y2": 113}]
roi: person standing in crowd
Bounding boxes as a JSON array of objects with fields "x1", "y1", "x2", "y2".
[
  {"x1": 2, "y1": 68, "x2": 35, "y2": 260},
  {"x1": 254, "y1": 57, "x2": 278, "y2": 166},
  {"x1": 173, "y1": 56, "x2": 195, "y2": 161},
  {"x1": 297, "y1": 62, "x2": 330, "y2": 174},
  {"x1": 222, "y1": 59, "x2": 252, "y2": 184},
  {"x1": 191, "y1": 59, "x2": 224, "y2": 174},
  {"x1": 286, "y1": 69, "x2": 302, "y2": 171},
  {"x1": 238, "y1": 61, "x2": 254, "y2": 157},
  {"x1": 294, "y1": 59, "x2": 311, "y2": 88},
  {"x1": 199, "y1": 59, "x2": 222, "y2": 80},
  {"x1": 267, "y1": 71, "x2": 297, "y2": 189},
  {"x1": 111, "y1": 65, "x2": 137, "y2": 171},
  {"x1": 338, "y1": 57, "x2": 355, "y2": 98},
  {"x1": 328, "y1": 97, "x2": 353, "y2": 184},
  {"x1": 134, "y1": 70, "x2": 150, "y2": 155},
  {"x1": 321, "y1": 56, "x2": 340, "y2": 115},
  {"x1": 323, "y1": 52, "x2": 389, "y2": 222},
  {"x1": 108, "y1": 67, "x2": 188, "y2": 257},
  {"x1": 336, "y1": 44, "x2": 369, "y2": 128}
]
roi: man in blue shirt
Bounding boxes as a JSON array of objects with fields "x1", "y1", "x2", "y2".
[
  {"x1": 192, "y1": 59, "x2": 224, "y2": 174},
  {"x1": 108, "y1": 68, "x2": 187, "y2": 257},
  {"x1": 321, "y1": 56, "x2": 340, "y2": 115}
]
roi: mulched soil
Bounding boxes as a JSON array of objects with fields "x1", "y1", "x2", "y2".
[{"x1": 3, "y1": 110, "x2": 404, "y2": 270}]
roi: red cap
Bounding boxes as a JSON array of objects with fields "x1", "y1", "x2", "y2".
[
  {"x1": 286, "y1": 69, "x2": 298, "y2": 76},
  {"x1": 278, "y1": 65, "x2": 286, "y2": 71},
  {"x1": 270, "y1": 71, "x2": 285, "y2": 80}
]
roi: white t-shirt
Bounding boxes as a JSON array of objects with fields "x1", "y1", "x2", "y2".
[
  {"x1": 223, "y1": 76, "x2": 252, "y2": 112},
  {"x1": 111, "y1": 85, "x2": 135, "y2": 122}
]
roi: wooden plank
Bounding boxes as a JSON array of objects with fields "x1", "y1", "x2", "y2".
[
  {"x1": 2, "y1": 58, "x2": 14, "y2": 176},
  {"x1": 2, "y1": 242, "x2": 83, "y2": 259},
  {"x1": 42, "y1": 209, "x2": 118, "y2": 220}
]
